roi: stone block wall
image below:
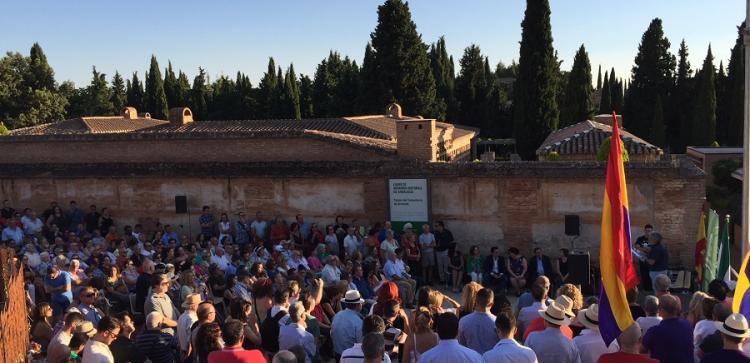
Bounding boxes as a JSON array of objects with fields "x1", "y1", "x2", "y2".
[{"x1": 0, "y1": 160, "x2": 705, "y2": 268}]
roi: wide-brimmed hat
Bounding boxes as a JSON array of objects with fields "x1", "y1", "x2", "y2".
[
  {"x1": 181, "y1": 293, "x2": 202, "y2": 309},
  {"x1": 538, "y1": 301, "x2": 571, "y2": 326},
  {"x1": 74, "y1": 321, "x2": 97, "y2": 337},
  {"x1": 577, "y1": 304, "x2": 600, "y2": 331},
  {"x1": 402, "y1": 223, "x2": 413, "y2": 232},
  {"x1": 555, "y1": 294, "x2": 575, "y2": 318},
  {"x1": 341, "y1": 289, "x2": 365, "y2": 304},
  {"x1": 715, "y1": 313, "x2": 750, "y2": 338}
]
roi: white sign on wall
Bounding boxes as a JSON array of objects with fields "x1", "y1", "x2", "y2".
[{"x1": 388, "y1": 178, "x2": 429, "y2": 222}]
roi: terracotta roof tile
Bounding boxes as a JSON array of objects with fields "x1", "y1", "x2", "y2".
[
  {"x1": 536, "y1": 120, "x2": 662, "y2": 156},
  {"x1": 10, "y1": 116, "x2": 167, "y2": 135}
]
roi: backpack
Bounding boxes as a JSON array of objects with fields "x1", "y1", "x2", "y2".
[{"x1": 260, "y1": 309, "x2": 288, "y2": 353}]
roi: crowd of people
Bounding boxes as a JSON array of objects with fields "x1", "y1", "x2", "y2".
[{"x1": 4, "y1": 199, "x2": 750, "y2": 363}]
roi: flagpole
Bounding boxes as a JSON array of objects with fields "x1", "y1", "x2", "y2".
[{"x1": 743, "y1": 0, "x2": 750, "y2": 258}]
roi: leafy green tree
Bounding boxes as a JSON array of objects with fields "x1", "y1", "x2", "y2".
[
  {"x1": 312, "y1": 52, "x2": 359, "y2": 117},
  {"x1": 560, "y1": 45, "x2": 594, "y2": 126},
  {"x1": 674, "y1": 39, "x2": 694, "y2": 151},
  {"x1": 365, "y1": 0, "x2": 436, "y2": 116},
  {"x1": 82, "y1": 67, "x2": 114, "y2": 115},
  {"x1": 110, "y1": 71, "x2": 127, "y2": 112},
  {"x1": 144, "y1": 55, "x2": 169, "y2": 119},
  {"x1": 281, "y1": 64, "x2": 301, "y2": 119},
  {"x1": 597, "y1": 136, "x2": 630, "y2": 162},
  {"x1": 724, "y1": 22, "x2": 745, "y2": 146},
  {"x1": 691, "y1": 46, "x2": 717, "y2": 146},
  {"x1": 623, "y1": 18, "x2": 676, "y2": 138},
  {"x1": 429, "y1": 36, "x2": 455, "y2": 120},
  {"x1": 191, "y1": 67, "x2": 209, "y2": 120},
  {"x1": 126, "y1": 72, "x2": 144, "y2": 110},
  {"x1": 513, "y1": 0, "x2": 559, "y2": 159},
  {"x1": 27, "y1": 43, "x2": 56, "y2": 90}
]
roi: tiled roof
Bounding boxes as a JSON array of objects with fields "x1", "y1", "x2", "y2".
[
  {"x1": 11, "y1": 116, "x2": 167, "y2": 135},
  {"x1": 536, "y1": 120, "x2": 662, "y2": 156}
]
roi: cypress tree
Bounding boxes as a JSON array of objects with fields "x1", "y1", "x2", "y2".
[
  {"x1": 692, "y1": 46, "x2": 717, "y2": 146},
  {"x1": 609, "y1": 68, "x2": 623, "y2": 113},
  {"x1": 110, "y1": 71, "x2": 127, "y2": 112},
  {"x1": 176, "y1": 71, "x2": 191, "y2": 107},
  {"x1": 126, "y1": 72, "x2": 144, "y2": 110},
  {"x1": 599, "y1": 71, "x2": 611, "y2": 114},
  {"x1": 674, "y1": 39, "x2": 694, "y2": 151},
  {"x1": 356, "y1": 43, "x2": 381, "y2": 114},
  {"x1": 725, "y1": 22, "x2": 745, "y2": 146},
  {"x1": 560, "y1": 44, "x2": 594, "y2": 127},
  {"x1": 83, "y1": 67, "x2": 114, "y2": 115},
  {"x1": 144, "y1": 55, "x2": 169, "y2": 119},
  {"x1": 716, "y1": 62, "x2": 729, "y2": 145},
  {"x1": 430, "y1": 36, "x2": 456, "y2": 120},
  {"x1": 299, "y1": 74, "x2": 314, "y2": 118},
  {"x1": 164, "y1": 61, "x2": 180, "y2": 107},
  {"x1": 596, "y1": 65, "x2": 602, "y2": 90},
  {"x1": 651, "y1": 95, "x2": 666, "y2": 146},
  {"x1": 623, "y1": 18, "x2": 676, "y2": 138},
  {"x1": 191, "y1": 67, "x2": 209, "y2": 120},
  {"x1": 366, "y1": 0, "x2": 437, "y2": 116},
  {"x1": 281, "y1": 64, "x2": 301, "y2": 120},
  {"x1": 258, "y1": 58, "x2": 279, "y2": 118},
  {"x1": 455, "y1": 45, "x2": 493, "y2": 129},
  {"x1": 27, "y1": 43, "x2": 56, "y2": 90},
  {"x1": 312, "y1": 52, "x2": 359, "y2": 117},
  {"x1": 513, "y1": 0, "x2": 559, "y2": 159}
]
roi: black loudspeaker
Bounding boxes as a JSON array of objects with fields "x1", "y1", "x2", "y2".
[
  {"x1": 175, "y1": 196, "x2": 187, "y2": 214},
  {"x1": 568, "y1": 252, "x2": 591, "y2": 293},
  {"x1": 565, "y1": 215, "x2": 580, "y2": 236}
]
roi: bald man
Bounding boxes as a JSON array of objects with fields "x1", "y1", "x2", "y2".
[
  {"x1": 641, "y1": 295, "x2": 693, "y2": 363},
  {"x1": 597, "y1": 323, "x2": 657, "y2": 363}
]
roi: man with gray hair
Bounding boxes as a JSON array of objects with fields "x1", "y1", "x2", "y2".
[
  {"x1": 645, "y1": 232, "x2": 668, "y2": 290},
  {"x1": 362, "y1": 333, "x2": 385, "y2": 363},
  {"x1": 653, "y1": 274, "x2": 671, "y2": 297},
  {"x1": 272, "y1": 350, "x2": 298, "y2": 363},
  {"x1": 635, "y1": 295, "x2": 662, "y2": 334},
  {"x1": 279, "y1": 301, "x2": 316, "y2": 363}
]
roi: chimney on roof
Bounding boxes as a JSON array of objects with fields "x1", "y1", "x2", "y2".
[
  {"x1": 169, "y1": 107, "x2": 194, "y2": 125},
  {"x1": 385, "y1": 103, "x2": 402, "y2": 119},
  {"x1": 122, "y1": 107, "x2": 137, "y2": 120},
  {"x1": 138, "y1": 112, "x2": 151, "y2": 119},
  {"x1": 593, "y1": 114, "x2": 623, "y2": 128}
]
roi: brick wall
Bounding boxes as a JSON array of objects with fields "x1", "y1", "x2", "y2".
[
  {"x1": 0, "y1": 137, "x2": 394, "y2": 164},
  {"x1": 0, "y1": 160, "x2": 705, "y2": 268},
  {"x1": 0, "y1": 248, "x2": 27, "y2": 363}
]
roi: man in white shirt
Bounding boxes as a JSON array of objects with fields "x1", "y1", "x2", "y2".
[
  {"x1": 418, "y1": 224, "x2": 436, "y2": 284},
  {"x1": 47, "y1": 311, "x2": 85, "y2": 363},
  {"x1": 279, "y1": 302, "x2": 316, "y2": 363},
  {"x1": 418, "y1": 313, "x2": 484, "y2": 363},
  {"x1": 82, "y1": 316, "x2": 121, "y2": 363},
  {"x1": 321, "y1": 255, "x2": 342, "y2": 286},
  {"x1": 210, "y1": 247, "x2": 231, "y2": 271},
  {"x1": 250, "y1": 211, "x2": 268, "y2": 242},
  {"x1": 483, "y1": 310, "x2": 538, "y2": 363},
  {"x1": 518, "y1": 279, "x2": 550, "y2": 335},
  {"x1": 572, "y1": 304, "x2": 618, "y2": 363},
  {"x1": 177, "y1": 293, "x2": 200, "y2": 359},
  {"x1": 383, "y1": 250, "x2": 416, "y2": 307},
  {"x1": 344, "y1": 227, "x2": 362, "y2": 258},
  {"x1": 21, "y1": 209, "x2": 44, "y2": 237}
]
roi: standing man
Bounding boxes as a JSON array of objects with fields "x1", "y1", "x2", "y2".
[
  {"x1": 700, "y1": 313, "x2": 750, "y2": 363},
  {"x1": 47, "y1": 312, "x2": 85, "y2": 363},
  {"x1": 572, "y1": 304, "x2": 618, "y2": 363},
  {"x1": 208, "y1": 319, "x2": 265, "y2": 363},
  {"x1": 641, "y1": 295, "x2": 693, "y2": 363},
  {"x1": 177, "y1": 293, "x2": 200, "y2": 359},
  {"x1": 344, "y1": 227, "x2": 362, "y2": 258},
  {"x1": 144, "y1": 273, "x2": 179, "y2": 335},
  {"x1": 199, "y1": 206, "x2": 216, "y2": 238},
  {"x1": 525, "y1": 302, "x2": 581, "y2": 363},
  {"x1": 458, "y1": 288, "x2": 498, "y2": 354},
  {"x1": 433, "y1": 221, "x2": 453, "y2": 286},
  {"x1": 235, "y1": 212, "x2": 251, "y2": 247},
  {"x1": 250, "y1": 211, "x2": 268, "y2": 243},
  {"x1": 84, "y1": 205, "x2": 101, "y2": 234},
  {"x1": 331, "y1": 290, "x2": 365, "y2": 358},
  {"x1": 68, "y1": 201, "x2": 84, "y2": 234},
  {"x1": 634, "y1": 224, "x2": 654, "y2": 291},
  {"x1": 597, "y1": 323, "x2": 658, "y2": 363},
  {"x1": 482, "y1": 311, "x2": 537, "y2": 363},
  {"x1": 645, "y1": 233, "x2": 668, "y2": 290},
  {"x1": 418, "y1": 224, "x2": 436, "y2": 284},
  {"x1": 296, "y1": 214, "x2": 311, "y2": 242},
  {"x1": 418, "y1": 313, "x2": 484, "y2": 363},
  {"x1": 279, "y1": 302, "x2": 316, "y2": 363},
  {"x1": 82, "y1": 316, "x2": 121, "y2": 363}
]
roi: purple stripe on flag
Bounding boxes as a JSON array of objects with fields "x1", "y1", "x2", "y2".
[
  {"x1": 741, "y1": 292, "x2": 750, "y2": 321},
  {"x1": 598, "y1": 283, "x2": 620, "y2": 346},
  {"x1": 745, "y1": 263, "x2": 750, "y2": 281}
]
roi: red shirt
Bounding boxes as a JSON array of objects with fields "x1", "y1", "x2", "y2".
[
  {"x1": 207, "y1": 347, "x2": 266, "y2": 363},
  {"x1": 523, "y1": 317, "x2": 573, "y2": 341},
  {"x1": 597, "y1": 352, "x2": 659, "y2": 363}
]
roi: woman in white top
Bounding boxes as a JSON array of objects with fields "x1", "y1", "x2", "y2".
[
  {"x1": 380, "y1": 230, "x2": 399, "y2": 261},
  {"x1": 218, "y1": 213, "x2": 232, "y2": 244},
  {"x1": 401, "y1": 307, "x2": 438, "y2": 363}
]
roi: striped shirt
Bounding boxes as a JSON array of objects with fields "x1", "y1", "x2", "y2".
[{"x1": 135, "y1": 330, "x2": 178, "y2": 363}]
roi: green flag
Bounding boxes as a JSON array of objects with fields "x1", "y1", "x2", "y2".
[
  {"x1": 703, "y1": 209, "x2": 720, "y2": 291},
  {"x1": 717, "y1": 215, "x2": 731, "y2": 283}
]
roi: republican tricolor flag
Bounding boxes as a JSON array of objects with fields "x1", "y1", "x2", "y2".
[{"x1": 598, "y1": 112, "x2": 639, "y2": 346}]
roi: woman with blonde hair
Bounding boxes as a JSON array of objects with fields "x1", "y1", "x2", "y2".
[
  {"x1": 401, "y1": 307, "x2": 438, "y2": 363},
  {"x1": 687, "y1": 290, "x2": 710, "y2": 326},
  {"x1": 459, "y1": 281, "x2": 483, "y2": 318}
]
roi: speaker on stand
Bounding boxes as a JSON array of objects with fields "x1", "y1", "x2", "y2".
[
  {"x1": 568, "y1": 252, "x2": 592, "y2": 295},
  {"x1": 565, "y1": 214, "x2": 580, "y2": 250}
]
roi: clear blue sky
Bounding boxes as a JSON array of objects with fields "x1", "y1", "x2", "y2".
[{"x1": 0, "y1": 1, "x2": 743, "y2": 87}]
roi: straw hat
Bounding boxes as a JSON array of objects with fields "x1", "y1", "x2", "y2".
[
  {"x1": 74, "y1": 321, "x2": 97, "y2": 337},
  {"x1": 341, "y1": 290, "x2": 365, "y2": 304},
  {"x1": 181, "y1": 293, "x2": 202, "y2": 309},
  {"x1": 538, "y1": 301, "x2": 571, "y2": 326},
  {"x1": 715, "y1": 313, "x2": 750, "y2": 338},
  {"x1": 555, "y1": 294, "x2": 575, "y2": 318},
  {"x1": 402, "y1": 223, "x2": 413, "y2": 232},
  {"x1": 577, "y1": 304, "x2": 600, "y2": 331}
]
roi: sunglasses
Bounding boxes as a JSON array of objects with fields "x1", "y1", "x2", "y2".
[{"x1": 83, "y1": 293, "x2": 96, "y2": 298}]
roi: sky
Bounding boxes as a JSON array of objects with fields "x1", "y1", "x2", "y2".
[{"x1": 0, "y1": 1, "x2": 744, "y2": 87}]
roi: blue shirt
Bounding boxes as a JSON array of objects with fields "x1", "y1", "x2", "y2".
[
  {"x1": 279, "y1": 323, "x2": 316, "y2": 363},
  {"x1": 299, "y1": 222, "x2": 311, "y2": 241},
  {"x1": 642, "y1": 318, "x2": 693, "y2": 363},
  {"x1": 352, "y1": 277, "x2": 374, "y2": 300},
  {"x1": 331, "y1": 308, "x2": 363, "y2": 354},
  {"x1": 647, "y1": 243, "x2": 668, "y2": 271},
  {"x1": 45, "y1": 271, "x2": 73, "y2": 305},
  {"x1": 417, "y1": 339, "x2": 484, "y2": 363},
  {"x1": 458, "y1": 311, "x2": 498, "y2": 354},
  {"x1": 525, "y1": 327, "x2": 581, "y2": 363},
  {"x1": 160, "y1": 231, "x2": 180, "y2": 246}
]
